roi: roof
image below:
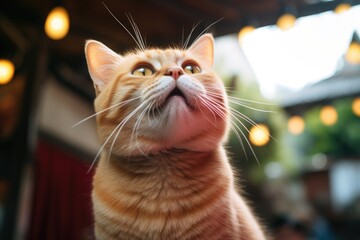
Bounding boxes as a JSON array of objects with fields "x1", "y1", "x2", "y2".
[{"x1": 279, "y1": 60, "x2": 360, "y2": 113}]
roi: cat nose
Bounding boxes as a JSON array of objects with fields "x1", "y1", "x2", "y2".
[{"x1": 165, "y1": 67, "x2": 183, "y2": 80}]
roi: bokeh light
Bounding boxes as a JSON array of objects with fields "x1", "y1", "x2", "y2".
[
  {"x1": 352, "y1": 98, "x2": 360, "y2": 117},
  {"x1": 238, "y1": 25, "x2": 255, "y2": 44},
  {"x1": 287, "y1": 115, "x2": 305, "y2": 135},
  {"x1": 345, "y1": 42, "x2": 360, "y2": 65},
  {"x1": 320, "y1": 105, "x2": 338, "y2": 126},
  {"x1": 249, "y1": 124, "x2": 270, "y2": 146},
  {"x1": 44, "y1": 7, "x2": 70, "y2": 40},
  {"x1": 334, "y1": 3, "x2": 351, "y2": 14},
  {"x1": 0, "y1": 59, "x2": 15, "y2": 85},
  {"x1": 276, "y1": 13, "x2": 296, "y2": 31}
]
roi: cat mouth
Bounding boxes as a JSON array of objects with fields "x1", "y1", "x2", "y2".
[
  {"x1": 165, "y1": 87, "x2": 193, "y2": 109},
  {"x1": 168, "y1": 87, "x2": 186, "y2": 99}
]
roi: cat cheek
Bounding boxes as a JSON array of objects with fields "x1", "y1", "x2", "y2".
[{"x1": 142, "y1": 76, "x2": 175, "y2": 105}]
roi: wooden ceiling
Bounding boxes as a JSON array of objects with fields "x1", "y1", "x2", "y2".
[
  {"x1": 3, "y1": 0, "x2": 282, "y2": 59},
  {"x1": 2, "y1": 0, "x2": 360, "y2": 99}
]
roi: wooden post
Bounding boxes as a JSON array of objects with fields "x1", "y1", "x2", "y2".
[{"x1": 1, "y1": 37, "x2": 48, "y2": 240}]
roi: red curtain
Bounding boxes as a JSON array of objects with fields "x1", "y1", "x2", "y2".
[{"x1": 28, "y1": 139, "x2": 95, "y2": 240}]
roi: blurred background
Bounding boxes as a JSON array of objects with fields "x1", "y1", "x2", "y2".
[{"x1": 1, "y1": 0, "x2": 360, "y2": 239}]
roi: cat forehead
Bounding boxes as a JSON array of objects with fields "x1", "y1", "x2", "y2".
[{"x1": 128, "y1": 49, "x2": 187, "y2": 69}]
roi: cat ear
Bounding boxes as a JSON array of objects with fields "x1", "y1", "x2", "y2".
[
  {"x1": 85, "y1": 40, "x2": 123, "y2": 93},
  {"x1": 187, "y1": 34, "x2": 214, "y2": 69}
]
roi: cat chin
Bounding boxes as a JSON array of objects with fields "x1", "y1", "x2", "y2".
[
  {"x1": 107, "y1": 120, "x2": 227, "y2": 156},
  {"x1": 165, "y1": 96, "x2": 194, "y2": 115}
]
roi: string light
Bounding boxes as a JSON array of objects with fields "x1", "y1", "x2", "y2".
[
  {"x1": 0, "y1": 59, "x2": 15, "y2": 85},
  {"x1": 334, "y1": 3, "x2": 351, "y2": 14},
  {"x1": 287, "y1": 115, "x2": 305, "y2": 135},
  {"x1": 277, "y1": 13, "x2": 296, "y2": 31},
  {"x1": 249, "y1": 124, "x2": 270, "y2": 147},
  {"x1": 45, "y1": 6, "x2": 70, "y2": 40},
  {"x1": 352, "y1": 98, "x2": 360, "y2": 117},
  {"x1": 320, "y1": 105, "x2": 338, "y2": 126},
  {"x1": 238, "y1": 25, "x2": 255, "y2": 44},
  {"x1": 345, "y1": 32, "x2": 360, "y2": 65}
]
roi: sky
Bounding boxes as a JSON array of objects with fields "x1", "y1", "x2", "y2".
[{"x1": 215, "y1": 5, "x2": 360, "y2": 99}]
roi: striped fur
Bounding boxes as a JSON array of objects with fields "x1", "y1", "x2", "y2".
[{"x1": 85, "y1": 34, "x2": 267, "y2": 239}]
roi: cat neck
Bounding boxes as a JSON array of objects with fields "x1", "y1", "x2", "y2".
[
  {"x1": 94, "y1": 146, "x2": 234, "y2": 204},
  {"x1": 109, "y1": 148, "x2": 216, "y2": 166},
  {"x1": 100, "y1": 146, "x2": 229, "y2": 180}
]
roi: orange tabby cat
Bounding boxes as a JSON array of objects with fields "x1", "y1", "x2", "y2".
[{"x1": 85, "y1": 34, "x2": 267, "y2": 240}]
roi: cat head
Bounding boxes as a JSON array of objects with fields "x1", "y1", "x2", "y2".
[{"x1": 85, "y1": 34, "x2": 229, "y2": 156}]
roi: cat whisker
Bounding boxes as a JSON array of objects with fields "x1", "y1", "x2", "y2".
[
  {"x1": 194, "y1": 97, "x2": 217, "y2": 127},
  {"x1": 199, "y1": 93, "x2": 229, "y2": 122},
  {"x1": 87, "y1": 100, "x2": 149, "y2": 172},
  {"x1": 205, "y1": 90, "x2": 277, "y2": 141},
  {"x1": 206, "y1": 88, "x2": 277, "y2": 106},
  {"x1": 126, "y1": 13, "x2": 146, "y2": 50},
  {"x1": 146, "y1": 101, "x2": 156, "y2": 122},
  {"x1": 182, "y1": 21, "x2": 201, "y2": 50},
  {"x1": 229, "y1": 119, "x2": 249, "y2": 161},
  {"x1": 227, "y1": 96, "x2": 278, "y2": 106},
  {"x1": 229, "y1": 106, "x2": 278, "y2": 143},
  {"x1": 103, "y1": 3, "x2": 145, "y2": 50},
  {"x1": 230, "y1": 117, "x2": 257, "y2": 163},
  {"x1": 182, "y1": 18, "x2": 223, "y2": 50},
  {"x1": 199, "y1": 96, "x2": 243, "y2": 160},
  {"x1": 197, "y1": 96, "x2": 218, "y2": 126},
  {"x1": 87, "y1": 122, "x2": 121, "y2": 173},
  {"x1": 73, "y1": 96, "x2": 142, "y2": 128},
  {"x1": 191, "y1": 18, "x2": 223, "y2": 46},
  {"x1": 181, "y1": 25, "x2": 185, "y2": 49},
  {"x1": 130, "y1": 101, "x2": 155, "y2": 157},
  {"x1": 200, "y1": 93, "x2": 260, "y2": 164},
  {"x1": 228, "y1": 104, "x2": 263, "y2": 126},
  {"x1": 199, "y1": 95, "x2": 253, "y2": 162},
  {"x1": 229, "y1": 111, "x2": 261, "y2": 165},
  {"x1": 107, "y1": 100, "x2": 151, "y2": 164},
  {"x1": 205, "y1": 90, "x2": 277, "y2": 113},
  {"x1": 228, "y1": 100, "x2": 276, "y2": 113},
  {"x1": 203, "y1": 85, "x2": 241, "y2": 95},
  {"x1": 151, "y1": 103, "x2": 157, "y2": 119},
  {"x1": 155, "y1": 102, "x2": 162, "y2": 117}
]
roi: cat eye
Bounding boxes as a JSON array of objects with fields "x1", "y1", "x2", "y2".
[
  {"x1": 183, "y1": 63, "x2": 201, "y2": 74},
  {"x1": 132, "y1": 65, "x2": 154, "y2": 76}
]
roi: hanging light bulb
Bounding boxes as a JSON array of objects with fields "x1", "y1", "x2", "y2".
[
  {"x1": 0, "y1": 59, "x2": 15, "y2": 85},
  {"x1": 238, "y1": 25, "x2": 255, "y2": 45},
  {"x1": 277, "y1": 13, "x2": 296, "y2": 31},
  {"x1": 287, "y1": 115, "x2": 305, "y2": 135},
  {"x1": 320, "y1": 105, "x2": 338, "y2": 126},
  {"x1": 334, "y1": 3, "x2": 351, "y2": 14},
  {"x1": 276, "y1": 4, "x2": 297, "y2": 31},
  {"x1": 249, "y1": 124, "x2": 270, "y2": 147},
  {"x1": 345, "y1": 32, "x2": 360, "y2": 65},
  {"x1": 45, "y1": 6, "x2": 70, "y2": 40}
]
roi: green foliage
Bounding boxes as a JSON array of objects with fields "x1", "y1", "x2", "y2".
[{"x1": 299, "y1": 98, "x2": 360, "y2": 159}]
